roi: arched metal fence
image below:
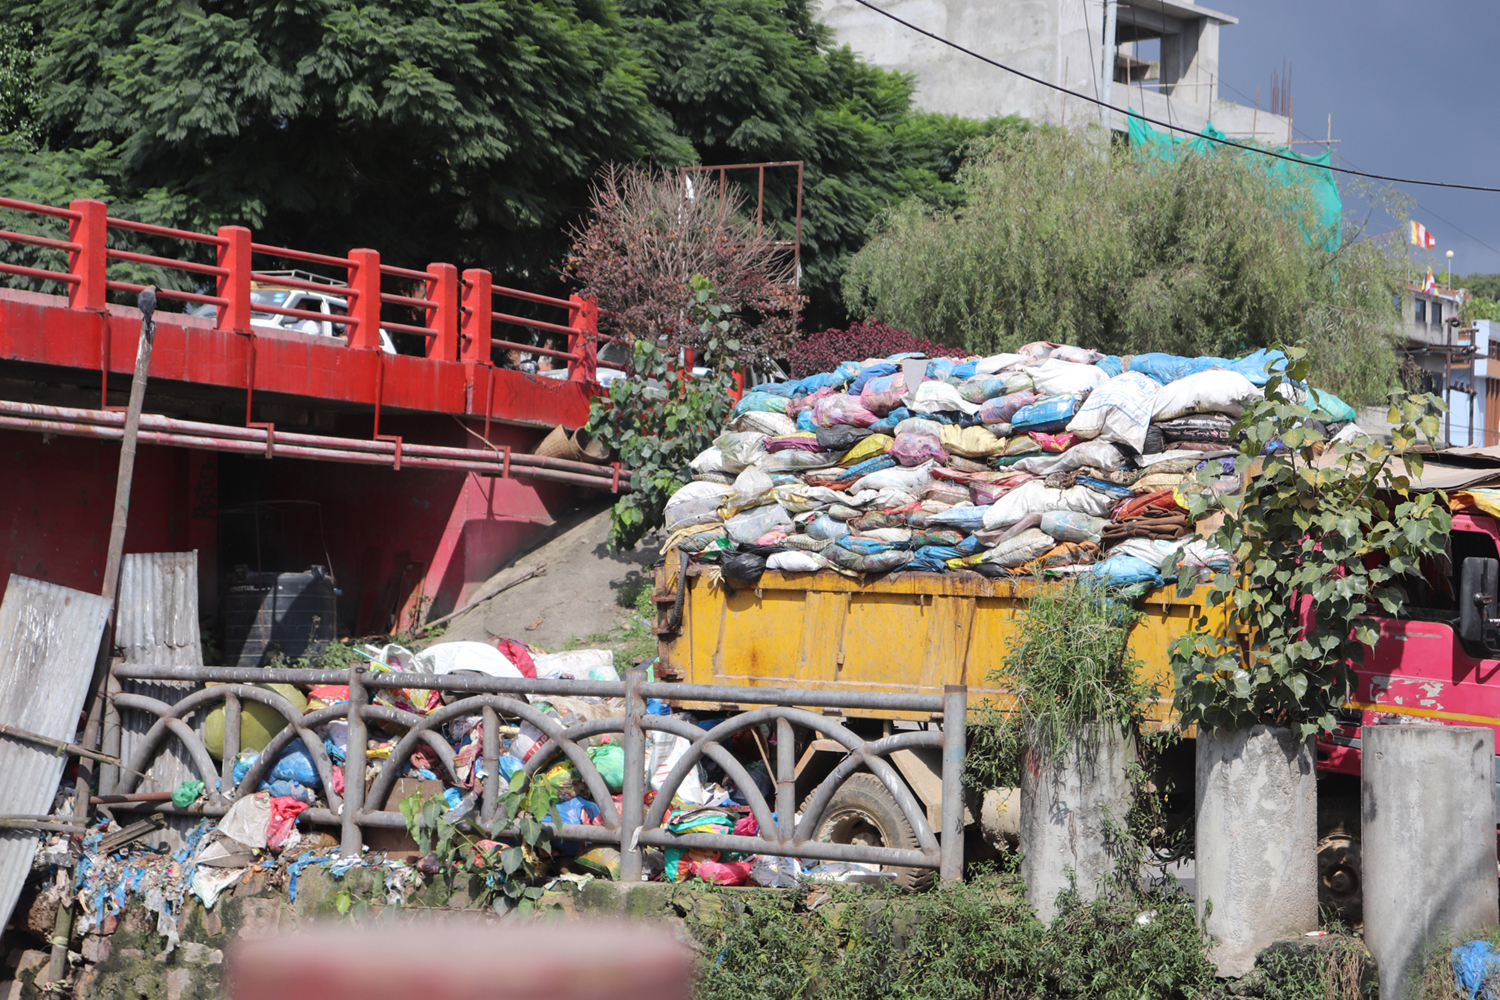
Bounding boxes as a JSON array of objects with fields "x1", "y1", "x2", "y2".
[{"x1": 107, "y1": 664, "x2": 967, "y2": 881}]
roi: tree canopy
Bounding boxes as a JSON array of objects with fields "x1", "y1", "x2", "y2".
[
  {"x1": 842, "y1": 127, "x2": 1408, "y2": 405},
  {"x1": 0, "y1": 0, "x2": 1009, "y2": 326}
]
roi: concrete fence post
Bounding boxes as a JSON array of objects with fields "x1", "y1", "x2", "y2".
[
  {"x1": 1195, "y1": 725, "x2": 1318, "y2": 978},
  {"x1": 618, "y1": 668, "x2": 647, "y2": 882},
  {"x1": 1020, "y1": 721, "x2": 1133, "y2": 922},
  {"x1": 1363, "y1": 724, "x2": 1498, "y2": 1000}
]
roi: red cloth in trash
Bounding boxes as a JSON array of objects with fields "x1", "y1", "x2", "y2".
[
  {"x1": 691, "y1": 860, "x2": 753, "y2": 885},
  {"x1": 732, "y1": 814, "x2": 759, "y2": 838},
  {"x1": 267, "y1": 796, "x2": 308, "y2": 849},
  {"x1": 1113, "y1": 488, "x2": 1184, "y2": 522},
  {"x1": 494, "y1": 638, "x2": 537, "y2": 678}
]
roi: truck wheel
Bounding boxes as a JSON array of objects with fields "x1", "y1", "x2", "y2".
[
  {"x1": 1317, "y1": 831, "x2": 1362, "y2": 924},
  {"x1": 802, "y1": 773, "x2": 934, "y2": 892}
]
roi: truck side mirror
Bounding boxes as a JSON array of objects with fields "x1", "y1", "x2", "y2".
[{"x1": 1459, "y1": 557, "x2": 1500, "y2": 646}]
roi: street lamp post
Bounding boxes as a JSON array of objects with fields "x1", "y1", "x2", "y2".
[{"x1": 1446, "y1": 249, "x2": 1455, "y2": 287}]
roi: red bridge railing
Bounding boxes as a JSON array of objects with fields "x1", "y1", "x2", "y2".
[{"x1": 0, "y1": 197, "x2": 604, "y2": 380}]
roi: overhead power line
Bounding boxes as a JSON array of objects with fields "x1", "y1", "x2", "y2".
[{"x1": 846, "y1": 0, "x2": 1500, "y2": 194}]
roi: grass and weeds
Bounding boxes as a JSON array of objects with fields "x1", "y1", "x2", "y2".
[
  {"x1": 562, "y1": 571, "x2": 658, "y2": 667},
  {"x1": 682, "y1": 873, "x2": 1367, "y2": 1000},
  {"x1": 964, "y1": 580, "x2": 1190, "y2": 867}
]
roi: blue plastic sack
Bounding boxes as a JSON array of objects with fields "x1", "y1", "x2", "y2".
[
  {"x1": 949, "y1": 361, "x2": 978, "y2": 380},
  {"x1": 1011, "y1": 395, "x2": 1080, "y2": 433},
  {"x1": 792, "y1": 370, "x2": 854, "y2": 395},
  {"x1": 1088, "y1": 553, "x2": 1163, "y2": 588},
  {"x1": 751, "y1": 381, "x2": 796, "y2": 397},
  {"x1": 838, "y1": 536, "x2": 908, "y2": 555},
  {"x1": 910, "y1": 545, "x2": 963, "y2": 571},
  {"x1": 869, "y1": 407, "x2": 912, "y2": 433},
  {"x1": 796, "y1": 408, "x2": 817, "y2": 432},
  {"x1": 849, "y1": 363, "x2": 898, "y2": 394},
  {"x1": 271, "y1": 739, "x2": 319, "y2": 785},
  {"x1": 646, "y1": 698, "x2": 671, "y2": 716},
  {"x1": 1125, "y1": 353, "x2": 1197, "y2": 385},
  {"x1": 842, "y1": 454, "x2": 897, "y2": 479},
  {"x1": 262, "y1": 779, "x2": 315, "y2": 803},
  {"x1": 1096, "y1": 355, "x2": 1124, "y2": 378},
  {"x1": 1452, "y1": 941, "x2": 1500, "y2": 1000},
  {"x1": 554, "y1": 796, "x2": 604, "y2": 854},
  {"x1": 1225, "y1": 348, "x2": 1289, "y2": 386},
  {"x1": 733, "y1": 392, "x2": 791, "y2": 417},
  {"x1": 954, "y1": 533, "x2": 986, "y2": 556}
]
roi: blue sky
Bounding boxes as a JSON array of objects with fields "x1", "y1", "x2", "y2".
[{"x1": 1212, "y1": 0, "x2": 1500, "y2": 277}]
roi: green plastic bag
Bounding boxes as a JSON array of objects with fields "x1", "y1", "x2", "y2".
[{"x1": 587, "y1": 743, "x2": 626, "y2": 793}]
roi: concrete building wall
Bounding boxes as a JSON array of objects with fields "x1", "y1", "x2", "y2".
[{"x1": 814, "y1": 0, "x2": 1290, "y2": 138}]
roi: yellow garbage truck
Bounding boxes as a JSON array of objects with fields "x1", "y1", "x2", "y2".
[{"x1": 651, "y1": 561, "x2": 1229, "y2": 886}]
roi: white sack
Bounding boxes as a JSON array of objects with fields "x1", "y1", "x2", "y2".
[
  {"x1": 1066, "y1": 371, "x2": 1161, "y2": 452},
  {"x1": 1151, "y1": 369, "x2": 1262, "y2": 421},
  {"x1": 1029, "y1": 358, "x2": 1110, "y2": 397},
  {"x1": 1012, "y1": 439, "x2": 1128, "y2": 476}
]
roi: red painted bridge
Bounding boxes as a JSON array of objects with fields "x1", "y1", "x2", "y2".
[{"x1": 0, "y1": 196, "x2": 621, "y2": 635}]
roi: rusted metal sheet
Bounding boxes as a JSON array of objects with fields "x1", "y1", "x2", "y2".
[
  {"x1": 114, "y1": 554, "x2": 203, "y2": 846},
  {"x1": 0, "y1": 576, "x2": 110, "y2": 945}
]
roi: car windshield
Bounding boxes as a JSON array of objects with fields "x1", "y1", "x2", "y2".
[{"x1": 249, "y1": 288, "x2": 291, "y2": 318}]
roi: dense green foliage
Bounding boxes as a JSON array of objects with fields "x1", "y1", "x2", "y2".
[
  {"x1": 685, "y1": 876, "x2": 1372, "y2": 1000},
  {"x1": 1169, "y1": 347, "x2": 1450, "y2": 737},
  {"x1": 983, "y1": 581, "x2": 1151, "y2": 769},
  {"x1": 0, "y1": 0, "x2": 1014, "y2": 323},
  {"x1": 587, "y1": 278, "x2": 739, "y2": 549},
  {"x1": 843, "y1": 128, "x2": 1408, "y2": 406},
  {"x1": 1457, "y1": 273, "x2": 1500, "y2": 302}
]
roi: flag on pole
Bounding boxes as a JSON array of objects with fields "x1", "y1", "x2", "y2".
[
  {"x1": 1424, "y1": 268, "x2": 1437, "y2": 294},
  {"x1": 1410, "y1": 221, "x2": 1437, "y2": 249}
]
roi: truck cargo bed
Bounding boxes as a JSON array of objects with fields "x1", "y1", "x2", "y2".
[{"x1": 657, "y1": 564, "x2": 1228, "y2": 725}]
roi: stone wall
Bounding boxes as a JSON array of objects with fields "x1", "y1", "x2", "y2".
[{"x1": 2, "y1": 868, "x2": 693, "y2": 1000}]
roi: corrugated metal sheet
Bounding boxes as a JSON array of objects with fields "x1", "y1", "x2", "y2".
[
  {"x1": 116, "y1": 553, "x2": 203, "y2": 848},
  {"x1": 117, "y1": 552, "x2": 201, "y2": 675},
  {"x1": 0, "y1": 576, "x2": 110, "y2": 947}
]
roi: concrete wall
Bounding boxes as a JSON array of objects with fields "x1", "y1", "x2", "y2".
[
  {"x1": 814, "y1": 0, "x2": 1099, "y2": 127},
  {"x1": 1194, "y1": 725, "x2": 1318, "y2": 978},
  {"x1": 1362, "y1": 724, "x2": 1499, "y2": 1000},
  {"x1": 1019, "y1": 723, "x2": 1133, "y2": 922},
  {"x1": 814, "y1": 0, "x2": 1274, "y2": 137}
]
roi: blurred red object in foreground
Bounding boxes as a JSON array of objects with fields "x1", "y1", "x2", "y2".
[{"x1": 230, "y1": 920, "x2": 692, "y2": 1000}]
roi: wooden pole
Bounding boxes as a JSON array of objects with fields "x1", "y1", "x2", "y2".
[{"x1": 46, "y1": 289, "x2": 156, "y2": 984}]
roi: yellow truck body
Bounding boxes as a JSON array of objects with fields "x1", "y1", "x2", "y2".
[{"x1": 656, "y1": 565, "x2": 1231, "y2": 727}]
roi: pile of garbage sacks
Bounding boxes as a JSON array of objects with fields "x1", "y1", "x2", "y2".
[
  {"x1": 665, "y1": 342, "x2": 1360, "y2": 588},
  {"x1": 145, "y1": 638, "x2": 866, "y2": 895}
]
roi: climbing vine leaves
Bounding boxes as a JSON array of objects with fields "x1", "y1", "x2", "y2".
[{"x1": 1169, "y1": 347, "x2": 1450, "y2": 737}]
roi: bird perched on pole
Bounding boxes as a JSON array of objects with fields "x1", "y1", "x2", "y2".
[{"x1": 137, "y1": 285, "x2": 157, "y2": 323}]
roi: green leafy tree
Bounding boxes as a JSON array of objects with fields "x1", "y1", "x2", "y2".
[
  {"x1": 13, "y1": 0, "x2": 684, "y2": 278},
  {"x1": 1168, "y1": 347, "x2": 1450, "y2": 738},
  {"x1": 843, "y1": 127, "x2": 1408, "y2": 406},
  {"x1": 6, "y1": 0, "x2": 1016, "y2": 326}
]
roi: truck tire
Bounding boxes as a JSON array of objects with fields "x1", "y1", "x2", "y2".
[
  {"x1": 801, "y1": 773, "x2": 935, "y2": 892},
  {"x1": 1318, "y1": 782, "x2": 1361, "y2": 923}
]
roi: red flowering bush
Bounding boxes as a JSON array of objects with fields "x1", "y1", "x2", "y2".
[{"x1": 787, "y1": 321, "x2": 963, "y2": 377}]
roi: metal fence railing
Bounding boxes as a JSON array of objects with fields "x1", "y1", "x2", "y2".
[{"x1": 104, "y1": 665, "x2": 968, "y2": 881}]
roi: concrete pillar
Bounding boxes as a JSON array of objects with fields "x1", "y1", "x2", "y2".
[
  {"x1": 1196, "y1": 725, "x2": 1318, "y2": 977},
  {"x1": 1020, "y1": 723, "x2": 1134, "y2": 923},
  {"x1": 1363, "y1": 724, "x2": 1498, "y2": 1000}
]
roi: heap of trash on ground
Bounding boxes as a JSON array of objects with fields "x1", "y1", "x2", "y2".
[
  {"x1": 51, "y1": 638, "x2": 831, "y2": 942},
  {"x1": 663, "y1": 342, "x2": 1360, "y2": 590}
]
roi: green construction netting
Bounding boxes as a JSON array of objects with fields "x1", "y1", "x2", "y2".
[{"x1": 1126, "y1": 111, "x2": 1341, "y2": 251}]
